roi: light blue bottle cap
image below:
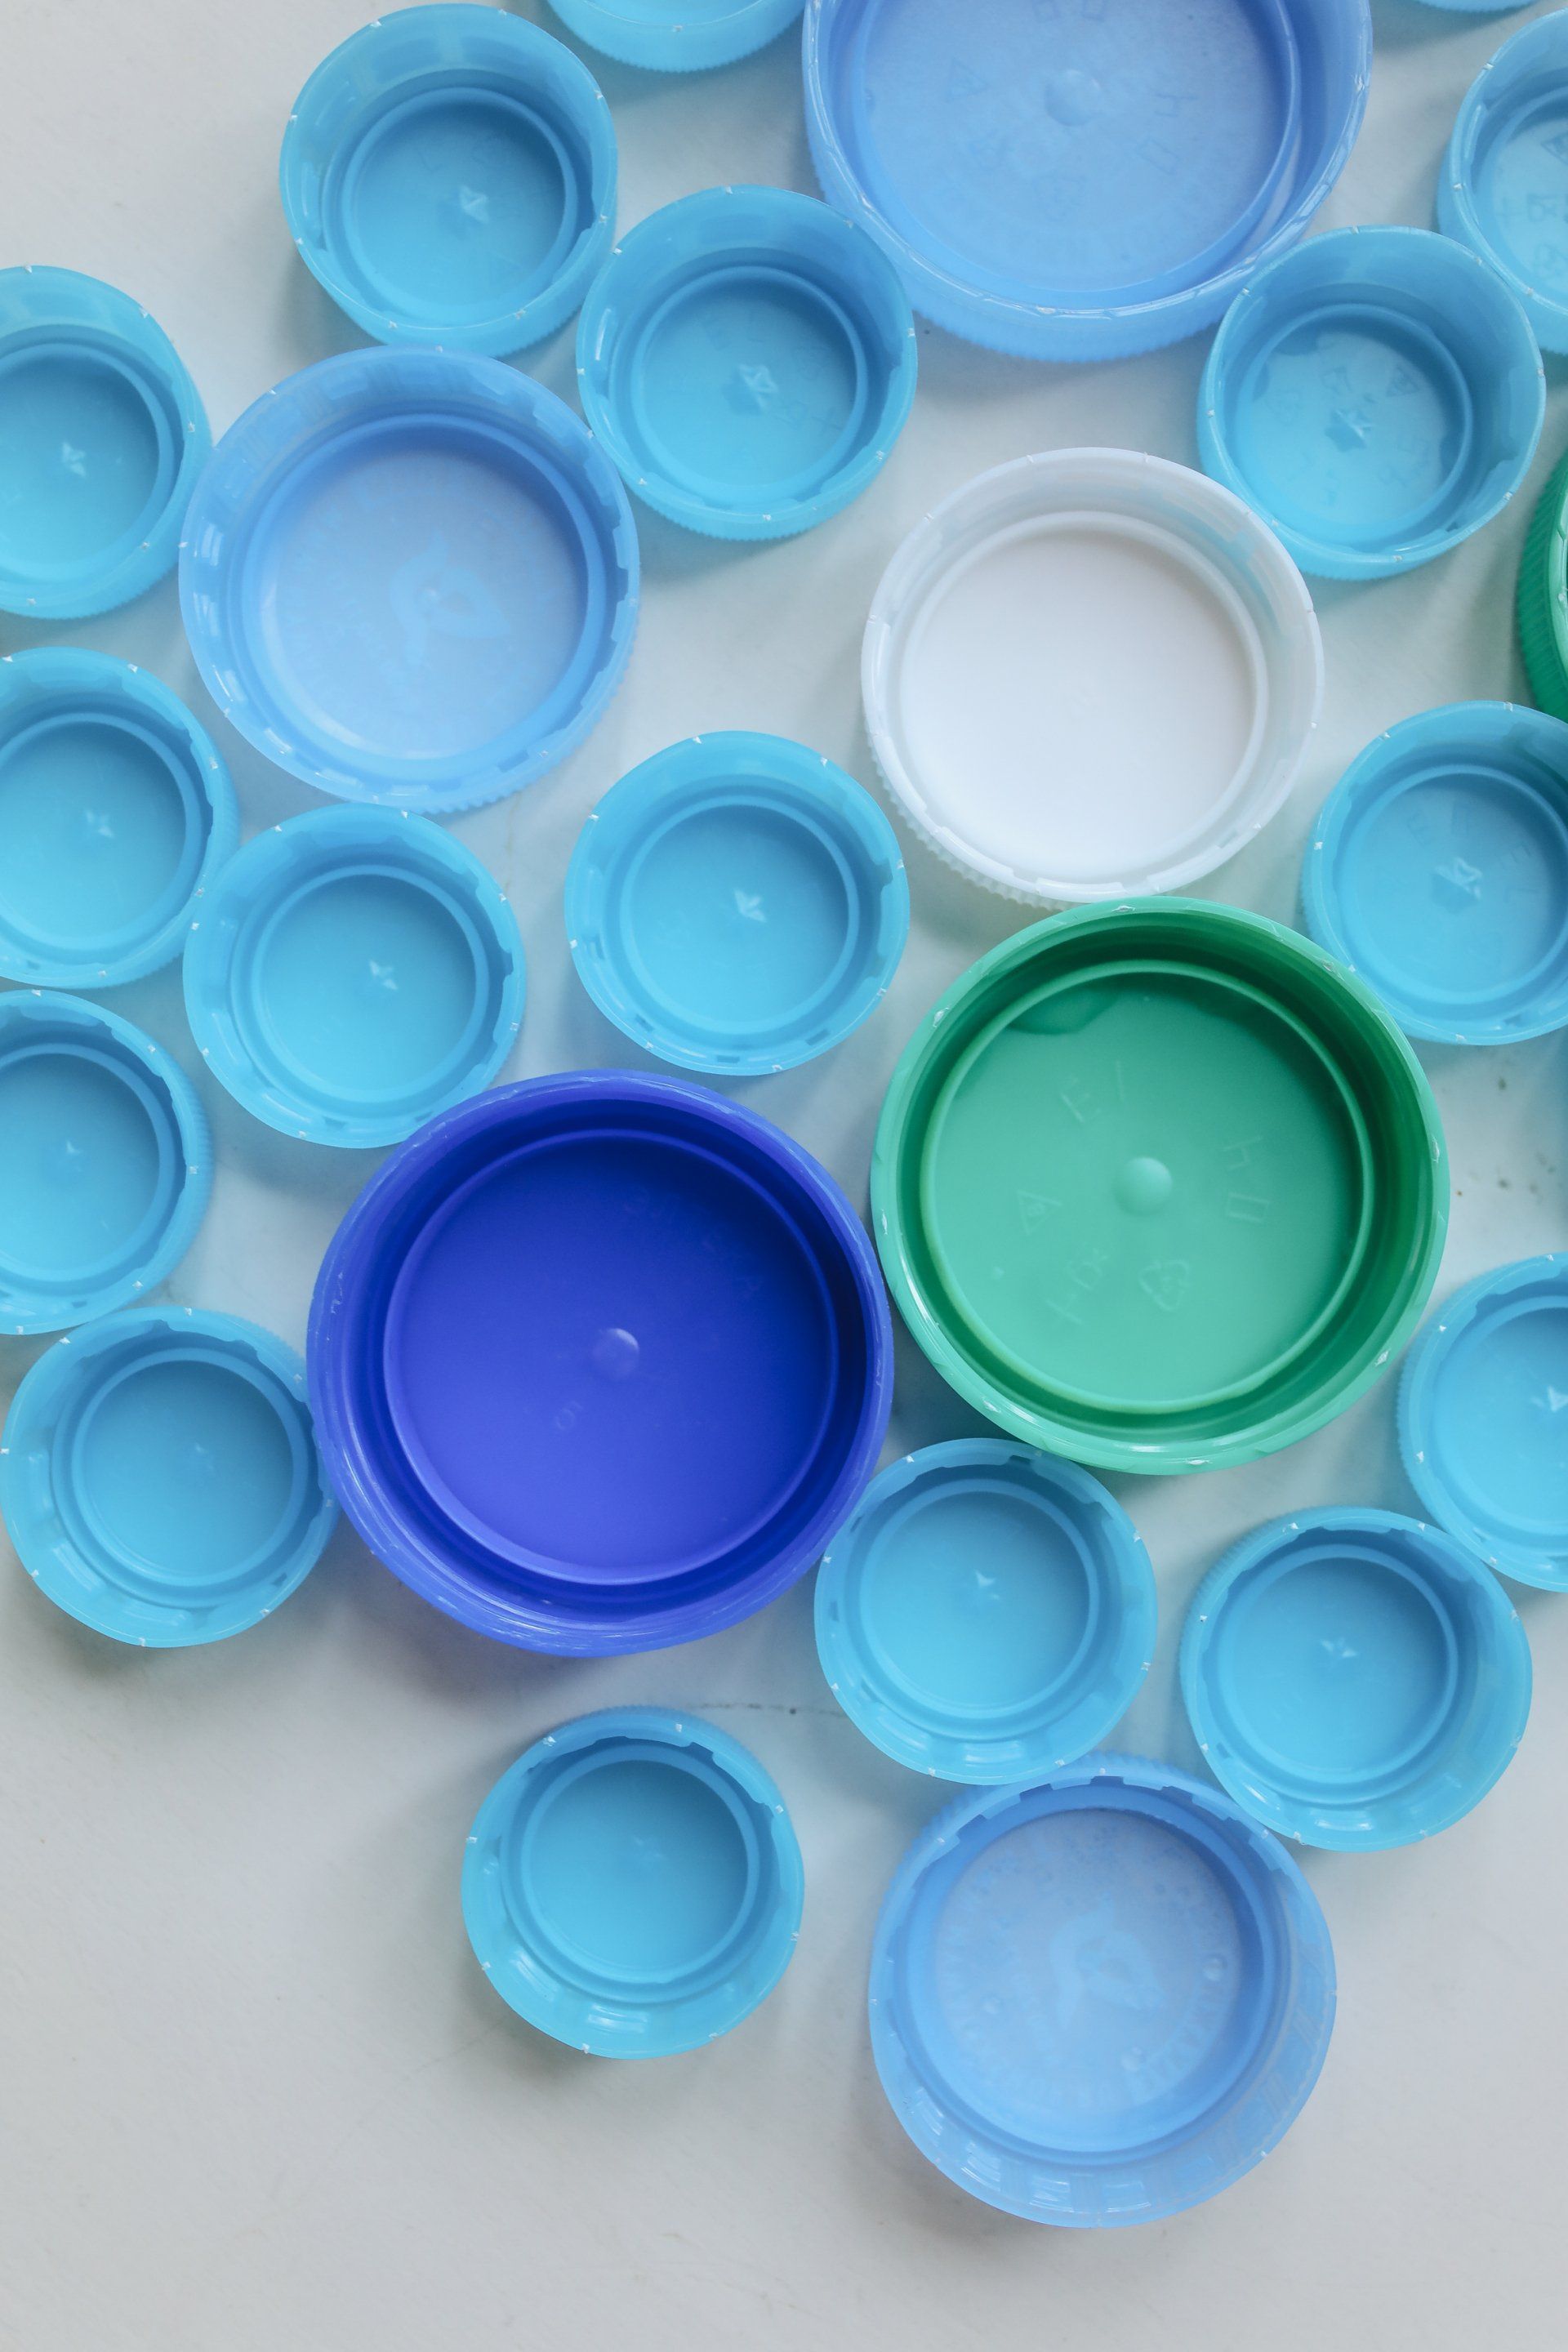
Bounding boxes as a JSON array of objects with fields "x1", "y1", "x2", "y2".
[
  {"x1": 1301, "y1": 702, "x2": 1568, "y2": 1045},
  {"x1": 1441, "y1": 12, "x2": 1568, "y2": 354},
  {"x1": 577, "y1": 185, "x2": 916, "y2": 541},
  {"x1": 1, "y1": 1308, "x2": 336, "y2": 1647},
  {"x1": 547, "y1": 0, "x2": 803, "y2": 73},
  {"x1": 281, "y1": 6, "x2": 616, "y2": 357},
  {"x1": 804, "y1": 0, "x2": 1371, "y2": 362},
  {"x1": 0, "y1": 650, "x2": 237, "y2": 989},
  {"x1": 0, "y1": 266, "x2": 210, "y2": 621},
  {"x1": 1181, "y1": 1508, "x2": 1531, "y2": 1851},
  {"x1": 183, "y1": 805, "x2": 523, "y2": 1148},
  {"x1": 565, "y1": 731, "x2": 907, "y2": 1074},
  {"x1": 869, "y1": 1753, "x2": 1335, "y2": 2226},
  {"x1": 0, "y1": 991, "x2": 210, "y2": 1335},
  {"x1": 1200, "y1": 225, "x2": 1544, "y2": 580},
  {"x1": 463, "y1": 1708, "x2": 804, "y2": 2056},
  {"x1": 179, "y1": 348, "x2": 638, "y2": 812},
  {"x1": 814, "y1": 1441, "x2": 1155, "y2": 1782},
  {"x1": 1400, "y1": 1255, "x2": 1568, "y2": 1592}
]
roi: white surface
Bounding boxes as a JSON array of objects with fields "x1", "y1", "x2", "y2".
[{"x1": 2, "y1": 6, "x2": 1567, "y2": 2348}]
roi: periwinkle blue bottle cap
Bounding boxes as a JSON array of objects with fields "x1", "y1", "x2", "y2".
[
  {"x1": 814, "y1": 1441, "x2": 1156, "y2": 1783},
  {"x1": 183, "y1": 805, "x2": 523, "y2": 1149},
  {"x1": 566, "y1": 731, "x2": 908, "y2": 1074},
  {"x1": 308, "y1": 1070, "x2": 893, "y2": 1655},
  {"x1": 548, "y1": 0, "x2": 804, "y2": 73},
  {"x1": 804, "y1": 0, "x2": 1371, "y2": 362},
  {"x1": 1181, "y1": 1508, "x2": 1531, "y2": 1851},
  {"x1": 869, "y1": 1753, "x2": 1335, "y2": 2226},
  {"x1": 1441, "y1": 11, "x2": 1568, "y2": 353},
  {"x1": 577, "y1": 185, "x2": 916, "y2": 541},
  {"x1": 1401, "y1": 1256, "x2": 1568, "y2": 1592},
  {"x1": 463, "y1": 1708, "x2": 804, "y2": 2056},
  {"x1": 179, "y1": 348, "x2": 638, "y2": 812},
  {"x1": 1200, "y1": 225, "x2": 1544, "y2": 580},
  {"x1": 1, "y1": 1308, "x2": 337, "y2": 1647},
  {"x1": 0, "y1": 991, "x2": 210, "y2": 1335},
  {"x1": 1302, "y1": 702, "x2": 1568, "y2": 1045},
  {"x1": 0, "y1": 267, "x2": 209, "y2": 621},
  {"x1": 0, "y1": 650, "x2": 237, "y2": 989},
  {"x1": 281, "y1": 7, "x2": 617, "y2": 357}
]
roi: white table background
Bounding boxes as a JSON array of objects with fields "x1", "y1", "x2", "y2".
[{"x1": 3, "y1": 4, "x2": 1566, "y2": 2345}]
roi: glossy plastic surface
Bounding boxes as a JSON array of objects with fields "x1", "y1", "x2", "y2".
[
  {"x1": 548, "y1": 0, "x2": 804, "y2": 72},
  {"x1": 1441, "y1": 11, "x2": 1568, "y2": 354}
]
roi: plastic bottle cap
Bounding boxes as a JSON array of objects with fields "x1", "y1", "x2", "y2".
[
  {"x1": 0, "y1": 266, "x2": 210, "y2": 621},
  {"x1": 804, "y1": 0, "x2": 1370, "y2": 360},
  {"x1": 0, "y1": 991, "x2": 211, "y2": 1336},
  {"x1": 1400, "y1": 1255, "x2": 1568, "y2": 1592},
  {"x1": 0, "y1": 1308, "x2": 336, "y2": 1647},
  {"x1": 577, "y1": 185, "x2": 916, "y2": 541},
  {"x1": 547, "y1": 0, "x2": 804, "y2": 74},
  {"x1": 309, "y1": 1071, "x2": 893, "y2": 1654},
  {"x1": 813, "y1": 1440, "x2": 1155, "y2": 1782},
  {"x1": 281, "y1": 6, "x2": 616, "y2": 357},
  {"x1": 1441, "y1": 11, "x2": 1568, "y2": 354},
  {"x1": 1303, "y1": 702, "x2": 1568, "y2": 1045},
  {"x1": 1200, "y1": 226, "x2": 1544, "y2": 581},
  {"x1": 183, "y1": 805, "x2": 524, "y2": 1149},
  {"x1": 565, "y1": 731, "x2": 908, "y2": 1074},
  {"x1": 872, "y1": 899, "x2": 1447, "y2": 1475},
  {"x1": 1181, "y1": 1508, "x2": 1531, "y2": 1850},
  {"x1": 179, "y1": 348, "x2": 638, "y2": 813},
  {"x1": 868, "y1": 1753, "x2": 1335, "y2": 2225},
  {"x1": 862, "y1": 451, "x2": 1321, "y2": 903},
  {"x1": 0, "y1": 650, "x2": 237, "y2": 989},
  {"x1": 463, "y1": 1708, "x2": 804, "y2": 2056}
]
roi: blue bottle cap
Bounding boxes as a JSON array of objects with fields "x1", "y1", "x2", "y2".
[
  {"x1": 309, "y1": 1071, "x2": 893, "y2": 1655},
  {"x1": 1302, "y1": 702, "x2": 1568, "y2": 1045},
  {"x1": 1, "y1": 1308, "x2": 336, "y2": 1647},
  {"x1": 814, "y1": 1441, "x2": 1156, "y2": 1782},
  {"x1": 1401, "y1": 1255, "x2": 1568, "y2": 1592},
  {"x1": 869, "y1": 1753, "x2": 1335, "y2": 2225},
  {"x1": 180, "y1": 348, "x2": 638, "y2": 812},
  {"x1": 281, "y1": 6, "x2": 617, "y2": 357},
  {"x1": 1441, "y1": 11, "x2": 1568, "y2": 354},
  {"x1": 804, "y1": 0, "x2": 1371, "y2": 362},
  {"x1": 0, "y1": 991, "x2": 210, "y2": 1335},
  {"x1": 183, "y1": 805, "x2": 524, "y2": 1149},
  {"x1": 1200, "y1": 225, "x2": 1544, "y2": 580},
  {"x1": 565, "y1": 731, "x2": 908, "y2": 1074},
  {"x1": 463, "y1": 1707, "x2": 804, "y2": 2056},
  {"x1": 0, "y1": 650, "x2": 237, "y2": 989},
  {"x1": 1181, "y1": 1508, "x2": 1531, "y2": 1851},
  {"x1": 0, "y1": 266, "x2": 210, "y2": 621},
  {"x1": 547, "y1": 0, "x2": 803, "y2": 73},
  {"x1": 577, "y1": 185, "x2": 916, "y2": 540}
]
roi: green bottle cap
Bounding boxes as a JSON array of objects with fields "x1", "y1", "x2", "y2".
[
  {"x1": 1518, "y1": 444, "x2": 1568, "y2": 724},
  {"x1": 872, "y1": 900, "x2": 1448, "y2": 1475}
]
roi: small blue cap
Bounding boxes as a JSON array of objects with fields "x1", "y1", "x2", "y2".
[
  {"x1": 1, "y1": 1308, "x2": 336, "y2": 1647},
  {"x1": 869, "y1": 1753, "x2": 1335, "y2": 2226},
  {"x1": 547, "y1": 0, "x2": 803, "y2": 74},
  {"x1": 0, "y1": 991, "x2": 210, "y2": 1335},
  {"x1": 282, "y1": 6, "x2": 617, "y2": 356},
  {"x1": 1301, "y1": 702, "x2": 1568, "y2": 1044},
  {"x1": 814, "y1": 1440, "x2": 1155, "y2": 1782},
  {"x1": 180, "y1": 348, "x2": 638, "y2": 812},
  {"x1": 1401, "y1": 1255, "x2": 1568, "y2": 1592},
  {"x1": 184, "y1": 805, "x2": 524, "y2": 1148},
  {"x1": 1441, "y1": 11, "x2": 1568, "y2": 354},
  {"x1": 0, "y1": 266, "x2": 209, "y2": 620},
  {"x1": 577, "y1": 185, "x2": 916, "y2": 540},
  {"x1": 1181, "y1": 1508, "x2": 1531, "y2": 1850},
  {"x1": 1200, "y1": 225, "x2": 1544, "y2": 578},
  {"x1": 463, "y1": 1707, "x2": 804, "y2": 2056},
  {"x1": 0, "y1": 649, "x2": 237, "y2": 989},
  {"x1": 566, "y1": 731, "x2": 908, "y2": 1074}
]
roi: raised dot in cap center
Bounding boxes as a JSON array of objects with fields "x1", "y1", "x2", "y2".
[
  {"x1": 591, "y1": 1325, "x2": 641, "y2": 1382},
  {"x1": 1116, "y1": 1156, "x2": 1174, "y2": 1215}
]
